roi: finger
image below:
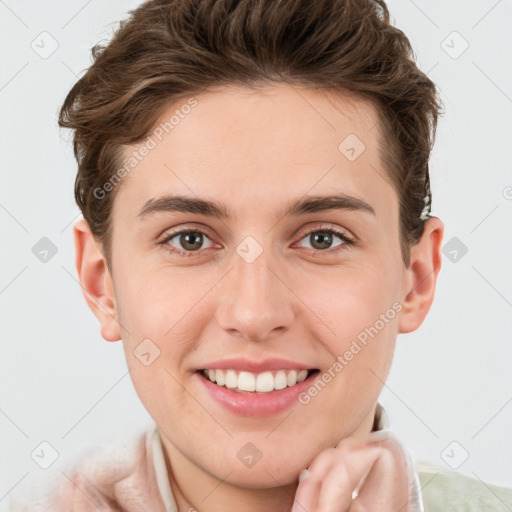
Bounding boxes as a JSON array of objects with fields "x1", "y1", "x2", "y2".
[
  {"x1": 291, "y1": 474, "x2": 321, "y2": 512},
  {"x1": 316, "y1": 444, "x2": 381, "y2": 512},
  {"x1": 291, "y1": 449, "x2": 337, "y2": 512},
  {"x1": 293, "y1": 439, "x2": 379, "y2": 512},
  {"x1": 355, "y1": 430, "x2": 416, "y2": 511}
]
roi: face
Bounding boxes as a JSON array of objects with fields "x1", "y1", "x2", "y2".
[{"x1": 101, "y1": 84, "x2": 409, "y2": 487}]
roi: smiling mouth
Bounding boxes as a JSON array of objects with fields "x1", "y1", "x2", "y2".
[{"x1": 198, "y1": 368, "x2": 320, "y2": 394}]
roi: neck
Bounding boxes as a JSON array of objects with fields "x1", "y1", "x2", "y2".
[{"x1": 170, "y1": 470, "x2": 295, "y2": 512}]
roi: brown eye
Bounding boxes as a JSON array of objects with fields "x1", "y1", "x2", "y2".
[
  {"x1": 177, "y1": 231, "x2": 204, "y2": 251},
  {"x1": 161, "y1": 229, "x2": 214, "y2": 256},
  {"x1": 297, "y1": 228, "x2": 352, "y2": 252},
  {"x1": 309, "y1": 231, "x2": 335, "y2": 250}
]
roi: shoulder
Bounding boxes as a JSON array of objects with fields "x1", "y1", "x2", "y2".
[
  {"x1": 415, "y1": 461, "x2": 512, "y2": 512},
  {"x1": 8, "y1": 428, "x2": 164, "y2": 512}
]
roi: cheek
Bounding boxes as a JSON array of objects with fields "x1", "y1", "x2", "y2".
[
  {"x1": 124, "y1": 353, "x2": 200, "y2": 441},
  {"x1": 305, "y1": 262, "x2": 401, "y2": 340},
  {"x1": 302, "y1": 261, "x2": 400, "y2": 406},
  {"x1": 113, "y1": 263, "x2": 205, "y2": 343},
  {"x1": 113, "y1": 269, "x2": 204, "y2": 411}
]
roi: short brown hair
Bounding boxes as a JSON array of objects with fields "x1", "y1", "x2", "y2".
[{"x1": 59, "y1": 0, "x2": 442, "y2": 269}]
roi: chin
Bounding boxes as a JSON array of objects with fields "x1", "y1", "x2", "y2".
[{"x1": 221, "y1": 466, "x2": 301, "y2": 490}]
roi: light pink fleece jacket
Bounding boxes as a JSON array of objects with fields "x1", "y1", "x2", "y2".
[{"x1": 12, "y1": 428, "x2": 175, "y2": 512}]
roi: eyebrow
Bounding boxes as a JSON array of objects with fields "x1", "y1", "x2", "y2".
[{"x1": 137, "y1": 193, "x2": 375, "y2": 221}]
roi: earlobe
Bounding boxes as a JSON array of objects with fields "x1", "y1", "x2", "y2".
[
  {"x1": 73, "y1": 219, "x2": 121, "y2": 342},
  {"x1": 398, "y1": 217, "x2": 444, "y2": 334}
]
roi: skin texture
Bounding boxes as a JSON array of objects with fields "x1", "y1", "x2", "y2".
[{"x1": 74, "y1": 83, "x2": 443, "y2": 511}]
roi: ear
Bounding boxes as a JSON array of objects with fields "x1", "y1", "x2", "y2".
[
  {"x1": 398, "y1": 216, "x2": 444, "y2": 334},
  {"x1": 73, "y1": 219, "x2": 121, "y2": 342}
]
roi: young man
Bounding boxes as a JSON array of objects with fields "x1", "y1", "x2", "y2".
[{"x1": 13, "y1": 0, "x2": 512, "y2": 511}]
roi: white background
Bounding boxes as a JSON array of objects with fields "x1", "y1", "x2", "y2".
[{"x1": 1, "y1": 0, "x2": 511, "y2": 507}]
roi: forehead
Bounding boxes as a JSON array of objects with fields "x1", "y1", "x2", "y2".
[{"x1": 113, "y1": 83, "x2": 395, "y2": 223}]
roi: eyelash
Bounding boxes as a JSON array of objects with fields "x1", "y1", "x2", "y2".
[{"x1": 158, "y1": 224, "x2": 354, "y2": 258}]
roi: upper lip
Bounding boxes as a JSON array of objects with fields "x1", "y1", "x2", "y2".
[{"x1": 198, "y1": 358, "x2": 317, "y2": 373}]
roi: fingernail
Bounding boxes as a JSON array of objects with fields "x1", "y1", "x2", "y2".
[{"x1": 298, "y1": 469, "x2": 310, "y2": 482}]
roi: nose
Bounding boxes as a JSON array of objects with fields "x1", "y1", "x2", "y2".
[{"x1": 215, "y1": 246, "x2": 295, "y2": 342}]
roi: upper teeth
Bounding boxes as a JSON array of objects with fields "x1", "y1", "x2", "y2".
[{"x1": 203, "y1": 369, "x2": 309, "y2": 393}]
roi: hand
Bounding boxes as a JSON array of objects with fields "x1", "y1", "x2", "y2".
[{"x1": 291, "y1": 430, "x2": 422, "y2": 512}]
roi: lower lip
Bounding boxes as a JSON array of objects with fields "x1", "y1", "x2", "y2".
[{"x1": 195, "y1": 370, "x2": 319, "y2": 417}]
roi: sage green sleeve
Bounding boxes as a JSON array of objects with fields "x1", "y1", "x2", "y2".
[{"x1": 415, "y1": 463, "x2": 512, "y2": 512}]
